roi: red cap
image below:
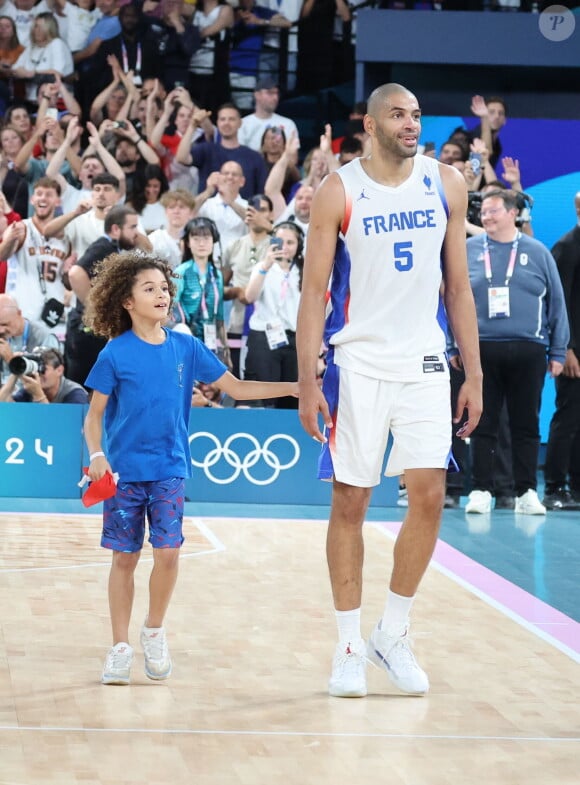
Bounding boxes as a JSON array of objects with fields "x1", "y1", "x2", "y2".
[{"x1": 81, "y1": 468, "x2": 118, "y2": 507}]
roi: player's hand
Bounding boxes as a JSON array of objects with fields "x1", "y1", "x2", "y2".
[
  {"x1": 454, "y1": 374, "x2": 482, "y2": 439},
  {"x1": 88, "y1": 455, "x2": 113, "y2": 482},
  {"x1": 449, "y1": 354, "x2": 463, "y2": 372},
  {"x1": 298, "y1": 379, "x2": 332, "y2": 444},
  {"x1": 548, "y1": 360, "x2": 564, "y2": 379}
]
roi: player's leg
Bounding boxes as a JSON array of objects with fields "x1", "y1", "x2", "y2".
[
  {"x1": 321, "y1": 364, "x2": 392, "y2": 698},
  {"x1": 367, "y1": 377, "x2": 449, "y2": 695},
  {"x1": 140, "y1": 478, "x2": 185, "y2": 680},
  {"x1": 390, "y1": 467, "x2": 446, "y2": 597},
  {"x1": 101, "y1": 482, "x2": 147, "y2": 685}
]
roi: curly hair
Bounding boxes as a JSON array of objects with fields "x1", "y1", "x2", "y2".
[{"x1": 84, "y1": 252, "x2": 177, "y2": 339}]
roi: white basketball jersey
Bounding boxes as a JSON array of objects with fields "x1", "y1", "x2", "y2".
[
  {"x1": 326, "y1": 156, "x2": 449, "y2": 381},
  {"x1": 6, "y1": 219, "x2": 69, "y2": 331}
]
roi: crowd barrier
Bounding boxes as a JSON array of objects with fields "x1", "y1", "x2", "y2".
[
  {"x1": 0, "y1": 404, "x2": 398, "y2": 505},
  {"x1": 0, "y1": 379, "x2": 557, "y2": 504}
]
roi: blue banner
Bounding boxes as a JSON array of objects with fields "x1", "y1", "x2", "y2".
[{"x1": 0, "y1": 403, "x2": 84, "y2": 498}]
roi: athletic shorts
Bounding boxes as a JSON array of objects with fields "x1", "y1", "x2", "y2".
[
  {"x1": 318, "y1": 361, "x2": 453, "y2": 487},
  {"x1": 102, "y1": 477, "x2": 185, "y2": 552}
]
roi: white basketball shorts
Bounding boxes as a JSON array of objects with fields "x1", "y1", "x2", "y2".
[{"x1": 318, "y1": 361, "x2": 453, "y2": 487}]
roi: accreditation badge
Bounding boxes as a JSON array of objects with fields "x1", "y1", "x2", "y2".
[{"x1": 488, "y1": 286, "x2": 510, "y2": 319}]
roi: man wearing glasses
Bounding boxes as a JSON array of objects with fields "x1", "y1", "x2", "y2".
[{"x1": 462, "y1": 189, "x2": 569, "y2": 515}]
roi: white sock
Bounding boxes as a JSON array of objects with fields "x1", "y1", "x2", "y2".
[
  {"x1": 335, "y1": 608, "x2": 362, "y2": 647},
  {"x1": 382, "y1": 590, "x2": 415, "y2": 630}
]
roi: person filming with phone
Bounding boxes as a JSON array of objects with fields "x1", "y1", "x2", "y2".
[{"x1": 243, "y1": 220, "x2": 303, "y2": 408}]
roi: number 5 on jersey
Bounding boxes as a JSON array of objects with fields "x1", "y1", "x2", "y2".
[{"x1": 394, "y1": 241, "x2": 413, "y2": 272}]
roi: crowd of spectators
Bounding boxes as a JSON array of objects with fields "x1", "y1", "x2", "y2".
[{"x1": 0, "y1": 1, "x2": 576, "y2": 513}]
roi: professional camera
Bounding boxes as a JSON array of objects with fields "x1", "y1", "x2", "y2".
[
  {"x1": 8, "y1": 352, "x2": 45, "y2": 376},
  {"x1": 514, "y1": 192, "x2": 534, "y2": 228},
  {"x1": 467, "y1": 191, "x2": 534, "y2": 229}
]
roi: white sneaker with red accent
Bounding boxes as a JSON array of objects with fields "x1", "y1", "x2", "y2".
[
  {"x1": 102, "y1": 642, "x2": 133, "y2": 685},
  {"x1": 140, "y1": 622, "x2": 172, "y2": 680},
  {"x1": 367, "y1": 621, "x2": 429, "y2": 695},
  {"x1": 328, "y1": 638, "x2": 368, "y2": 698}
]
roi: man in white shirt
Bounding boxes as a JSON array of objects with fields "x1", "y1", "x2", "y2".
[
  {"x1": 197, "y1": 161, "x2": 249, "y2": 259},
  {"x1": 238, "y1": 77, "x2": 300, "y2": 152}
]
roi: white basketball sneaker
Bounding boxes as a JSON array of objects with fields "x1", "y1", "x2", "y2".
[
  {"x1": 515, "y1": 489, "x2": 546, "y2": 515},
  {"x1": 328, "y1": 638, "x2": 368, "y2": 698},
  {"x1": 465, "y1": 490, "x2": 492, "y2": 514},
  {"x1": 140, "y1": 622, "x2": 172, "y2": 680},
  {"x1": 367, "y1": 621, "x2": 429, "y2": 695},
  {"x1": 102, "y1": 642, "x2": 133, "y2": 685}
]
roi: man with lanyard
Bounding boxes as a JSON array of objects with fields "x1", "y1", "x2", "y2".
[
  {"x1": 0, "y1": 177, "x2": 72, "y2": 341},
  {"x1": 459, "y1": 189, "x2": 569, "y2": 515},
  {"x1": 97, "y1": 3, "x2": 157, "y2": 91}
]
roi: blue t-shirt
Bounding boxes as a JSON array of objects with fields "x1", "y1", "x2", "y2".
[{"x1": 86, "y1": 328, "x2": 227, "y2": 482}]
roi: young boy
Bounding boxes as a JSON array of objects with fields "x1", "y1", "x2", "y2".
[{"x1": 83, "y1": 251, "x2": 298, "y2": 685}]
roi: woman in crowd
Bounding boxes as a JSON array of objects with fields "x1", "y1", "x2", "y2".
[
  {"x1": 11, "y1": 13, "x2": 74, "y2": 104},
  {"x1": 0, "y1": 16, "x2": 24, "y2": 104},
  {"x1": 173, "y1": 217, "x2": 230, "y2": 367},
  {"x1": 188, "y1": 0, "x2": 233, "y2": 115},
  {"x1": 130, "y1": 164, "x2": 170, "y2": 233},
  {"x1": 243, "y1": 220, "x2": 303, "y2": 408}
]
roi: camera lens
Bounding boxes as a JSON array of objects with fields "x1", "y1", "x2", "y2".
[{"x1": 8, "y1": 356, "x2": 39, "y2": 375}]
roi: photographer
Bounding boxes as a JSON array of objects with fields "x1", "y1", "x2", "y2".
[
  {"x1": 0, "y1": 293, "x2": 57, "y2": 384},
  {"x1": 0, "y1": 346, "x2": 88, "y2": 403},
  {"x1": 466, "y1": 160, "x2": 533, "y2": 238}
]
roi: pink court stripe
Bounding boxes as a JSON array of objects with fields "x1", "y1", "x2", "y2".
[{"x1": 376, "y1": 520, "x2": 580, "y2": 656}]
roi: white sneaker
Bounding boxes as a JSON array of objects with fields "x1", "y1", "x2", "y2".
[
  {"x1": 328, "y1": 638, "x2": 368, "y2": 698},
  {"x1": 465, "y1": 490, "x2": 492, "y2": 514},
  {"x1": 140, "y1": 622, "x2": 172, "y2": 680},
  {"x1": 515, "y1": 489, "x2": 546, "y2": 515},
  {"x1": 102, "y1": 642, "x2": 133, "y2": 685},
  {"x1": 367, "y1": 621, "x2": 429, "y2": 695}
]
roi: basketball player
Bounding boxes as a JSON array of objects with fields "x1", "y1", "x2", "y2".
[{"x1": 296, "y1": 84, "x2": 483, "y2": 698}]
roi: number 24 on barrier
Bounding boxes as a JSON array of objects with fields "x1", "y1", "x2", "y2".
[{"x1": 4, "y1": 438, "x2": 54, "y2": 465}]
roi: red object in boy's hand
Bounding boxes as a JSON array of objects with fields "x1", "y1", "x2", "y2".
[{"x1": 80, "y1": 467, "x2": 118, "y2": 507}]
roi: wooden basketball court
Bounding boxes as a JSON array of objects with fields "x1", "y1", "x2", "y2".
[{"x1": 0, "y1": 512, "x2": 578, "y2": 784}]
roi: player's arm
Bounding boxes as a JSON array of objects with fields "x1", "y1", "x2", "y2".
[
  {"x1": 214, "y1": 370, "x2": 297, "y2": 401},
  {"x1": 440, "y1": 164, "x2": 483, "y2": 438},
  {"x1": 296, "y1": 173, "x2": 343, "y2": 442},
  {"x1": 84, "y1": 390, "x2": 114, "y2": 481}
]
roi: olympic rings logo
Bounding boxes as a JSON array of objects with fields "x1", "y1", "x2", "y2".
[{"x1": 189, "y1": 432, "x2": 300, "y2": 485}]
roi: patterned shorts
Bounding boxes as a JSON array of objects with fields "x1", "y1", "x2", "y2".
[{"x1": 102, "y1": 477, "x2": 185, "y2": 552}]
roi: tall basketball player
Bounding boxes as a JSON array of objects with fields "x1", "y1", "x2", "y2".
[{"x1": 296, "y1": 84, "x2": 483, "y2": 698}]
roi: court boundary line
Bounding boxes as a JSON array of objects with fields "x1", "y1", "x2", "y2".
[
  {"x1": 0, "y1": 514, "x2": 225, "y2": 574},
  {"x1": 369, "y1": 521, "x2": 580, "y2": 664},
  {"x1": 0, "y1": 725, "x2": 577, "y2": 742}
]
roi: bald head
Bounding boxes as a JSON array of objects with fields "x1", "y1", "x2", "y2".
[
  {"x1": 367, "y1": 83, "x2": 417, "y2": 119},
  {"x1": 0, "y1": 294, "x2": 23, "y2": 339},
  {"x1": 575, "y1": 192, "x2": 580, "y2": 218}
]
